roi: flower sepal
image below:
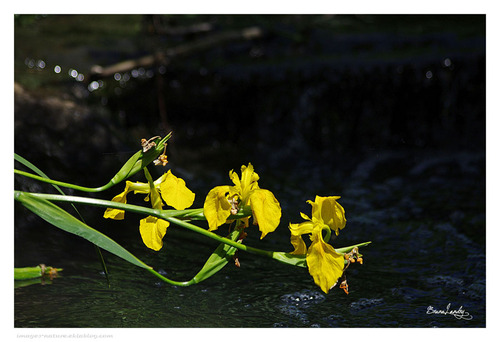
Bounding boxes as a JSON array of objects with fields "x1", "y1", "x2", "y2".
[{"x1": 108, "y1": 133, "x2": 171, "y2": 187}]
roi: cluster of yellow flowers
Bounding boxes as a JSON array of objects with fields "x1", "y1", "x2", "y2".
[{"x1": 104, "y1": 160, "x2": 351, "y2": 294}]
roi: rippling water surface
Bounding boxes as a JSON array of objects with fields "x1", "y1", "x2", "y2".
[{"x1": 15, "y1": 149, "x2": 485, "y2": 328}]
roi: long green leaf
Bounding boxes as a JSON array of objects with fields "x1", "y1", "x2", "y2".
[
  {"x1": 14, "y1": 153, "x2": 65, "y2": 195},
  {"x1": 14, "y1": 153, "x2": 111, "y2": 284},
  {"x1": 14, "y1": 191, "x2": 151, "y2": 270},
  {"x1": 191, "y1": 229, "x2": 241, "y2": 284},
  {"x1": 271, "y1": 252, "x2": 307, "y2": 268},
  {"x1": 335, "y1": 241, "x2": 372, "y2": 254},
  {"x1": 15, "y1": 191, "x2": 204, "y2": 287}
]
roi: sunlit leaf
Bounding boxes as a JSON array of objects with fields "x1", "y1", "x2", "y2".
[
  {"x1": 15, "y1": 154, "x2": 111, "y2": 284},
  {"x1": 14, "y1": 191, "x2": 151, "y2": 270},
  {"x1": 271, "y1": 252, "x2": 307, "y2": 268},
  {"x1": 192, "y1": 229, "x2": 241, "y2": 284}
]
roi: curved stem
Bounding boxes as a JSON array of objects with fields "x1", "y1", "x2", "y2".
[
  {"x1": 14, "y1": 133, "x2": 172, "y2": 193},
  {"x1": 322, "y1": 225, "x2": 332, "y2": 242},
  {"x1": 146, "y1": 268, "x2": 195, "y2": 287},
  {"x1": 14, "y1": 169, "x2": 110, "y2": 192}
]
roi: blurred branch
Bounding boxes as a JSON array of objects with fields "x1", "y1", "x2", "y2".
[
  {"x1": 152, "y1": 21, "x2": 214, "y2": 36},
  {"x1": 90, "y1": 26, "x2": 264, "y2": 78}
]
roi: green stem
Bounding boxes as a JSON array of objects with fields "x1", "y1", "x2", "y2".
[
  {"x1": 14, "y1": 133, "x2": 172, "y2": 192},
  {"x1": 14, "y1": 266, "x2": 63, "y2": 280},
  {"x1": 163, "y1": 216, "x2": 274, "y2": 260},
  {"x1": 14, "y1": 169, "x2": 110, "y2": 192},
  {"x1": 17, "y1": 192, "x2": 249, "y2": 220},
  {"x1": 15, "y1": 192, "x2": 262, "y2": 252},
  {"x1": 15, "y1": 192, "x2": 282, "y2": 262},
  {"x1": 146, "y1": 268, "x2": 194, "y2": 287},
  {"x1": 17, "y1": 191, "x2": 161, "y2": 215},
  {"x1": 14, "y1": 191, "x2": 371, "y2": 268},
  {"x1": 322, "y1": 225, "x2": 332, "y2": 242}
]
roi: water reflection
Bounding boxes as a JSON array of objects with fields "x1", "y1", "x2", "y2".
[
  {"x1": 24, "y1": 58, "x2": 35, "y2": 68},
  {"x1": 88, "y1": 81, "x2": 100, "y2": 92},
  {"x1": 25, "y1": 58, "x2": 46, "y2": 69}
]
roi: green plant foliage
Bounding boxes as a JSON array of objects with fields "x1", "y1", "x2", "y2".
[
  {"x1": 14, "y1": 265, "x2": 63, "y2": 280},
  {"x1": 15, "y1": 191, "x2": 152, "y2": 270},
  {"x1": 14, "y1": 134, "x2": 370, "y2": 293},
  {"x1": 192, "y1": 229, "x2": 241, "y2": 284}
]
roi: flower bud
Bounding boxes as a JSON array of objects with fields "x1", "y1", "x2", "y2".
[{"x1": 107, "y1": 133, "x2": 171, "y2": 187}]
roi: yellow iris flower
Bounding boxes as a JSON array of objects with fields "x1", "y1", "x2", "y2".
[
  {"x1": 289, "y1": 196, "x2": 347, "y2": 293},
  {"x1": 103, "y1": 170, "x2": 195, "y2": 251},
  {"x1": 203, "y1": 163, "x2": 281, "y2": 239}
]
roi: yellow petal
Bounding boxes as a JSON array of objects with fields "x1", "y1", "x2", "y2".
[
  {"x1": 103, "y1": 181, "x2": 132, "y2": 220},
  {"x1": 230, "y1": 163, "x2": 260, "y2": 203},
  {"x1": 289, "y1": 221, "x2": 314, "y2": 236},
  {"x1": 239, "y1": 163, "x2": 260, "y2": 199},
  {"x1": 203, "y1": 185, "x2": 232, "y2": 231},
  {"x1": 139, "y1": 216, "x2": 170, "y2": 251},
  {"x1": 300, "y1": 212, "x2": 311, "y2": 221},
  {"x1": 311, "y1": 196, "x2": 346, "y2": 235},
  {"x1": 129, "y1": 181, "x2": 150, "y2": 195},
  {"x1": 149, "y1": 184, "x2": 164, "y2": 210},
  {"x1": 248, "y1": 189, "x2": 281, "y2": 239},
  {"x1": 306, "y1": 232, "x2": 345, "y2": 293},
  {"x1": 229, "y1": 169, "x2": 241, "y2": 194},
  {"x1": 153, "y1": 172, "x2": 167, "y2": 188},
  {"x1": 290, "y1": 234, "x2": 307, "y2": 255},
  {"x1": 159, "y1": 170, "x2": 195, "y2": 210}
]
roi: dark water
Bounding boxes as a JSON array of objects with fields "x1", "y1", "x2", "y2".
[
  {"x1": 14, "y1": 15, "x2": 485, "y2": 328},
  {"x1": 14, "y1": 149, "x2": 486, "y2": 327}
]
